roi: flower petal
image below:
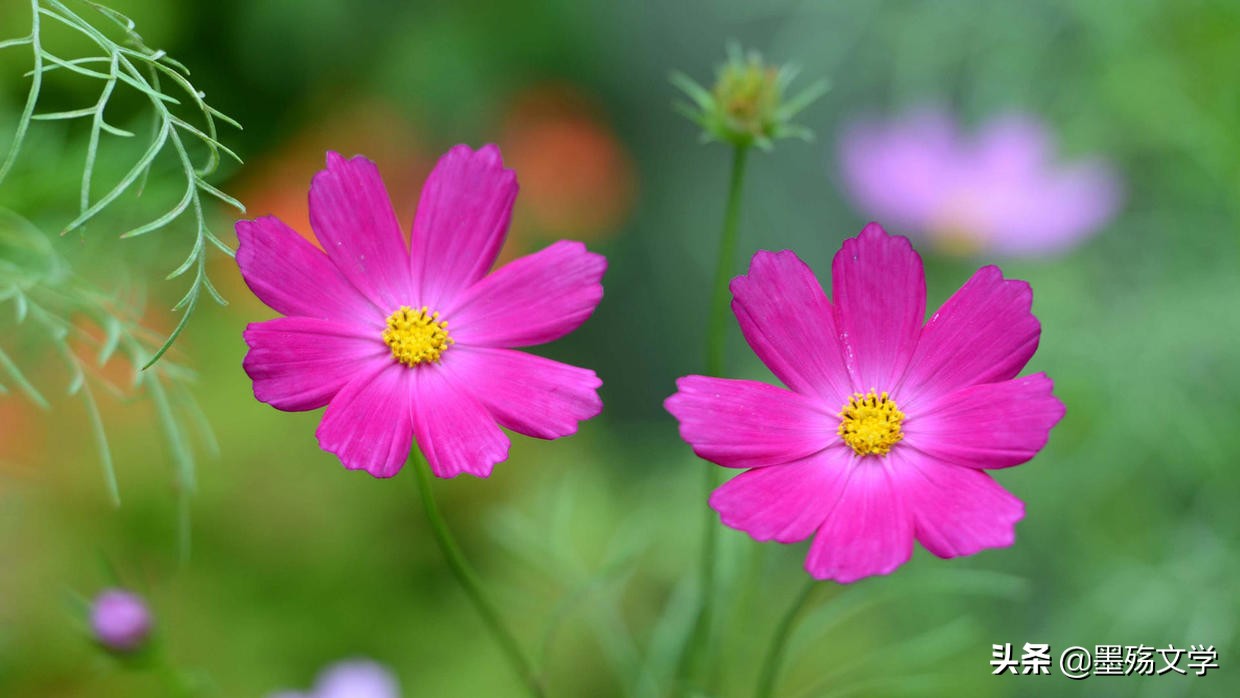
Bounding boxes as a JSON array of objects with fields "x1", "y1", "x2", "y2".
[
  {"x1": 709, "y1": 447, "x2": 853, "y2": 544},
  {"x1": 411, "y1": 367, "x2": 510, "y2": 478},
  {"x1": 308, "y1": 152, "x2": 412, "y2": 311},
  {"x1": 903, "y1": 373, "x2": 1064, "y2": 469},
  {"x1": 236, "y1": 216, "x2": 380, "y2": 322},
  {"x1": 831, "y1": 223, "x2": 926, "y2": 393},
  {"x1": 893, "y1": 449, "x2": 1025, "y2": 558},
  {"x1": 410, "y1": 144, "x2": 518, "y2": 310},
  {"x1": 730, "y1": 250, "x2": 852, "y2": 405},
  {"x1": 838, "y1": 108, "x2": 960, "y2": 232},
  {"x1": 315, "y1": 362, "x2": 414, "y2": 478},
  {"x1": 243, "y1": 317, "x2": 388, "y2": 412},
  {"x1": 665, "y1": 375, "x2": 835, "y2": 469},
  {"x1": 804, "y1": 458, "x2": 914, "y2": 583},
  {"x1": 444, "y1": 346, "x2": 602, "y2": 439},
  {"x1": 446, "y1": 240, "x2": 605, "y2": 347},
  {"x1": 897, "y1": 265, "x2": 1040, "y2": 409}
]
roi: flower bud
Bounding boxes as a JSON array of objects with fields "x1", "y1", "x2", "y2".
[
  {"x1": 90, "y1": 588, "x2": 152, "y2": 652},
  {"x1": 672, "y1": 44, "x2": 828, "y2": 150}
]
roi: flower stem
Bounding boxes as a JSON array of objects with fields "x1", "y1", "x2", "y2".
[
  {"x1": 754, "y1": 578, "x2": 819, "y2": 698},
  {"x1": 706, "y1": 144, "x2": 751, "y2": 378},
  {"x1": 410, "y1": 450, "x2": 546, "y2": 698},
  {"x1": 678, "y1": 143, "x2": 752, "y2": 694}
]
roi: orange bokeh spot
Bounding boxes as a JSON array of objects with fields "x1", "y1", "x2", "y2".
[{"x1": 499, "y1": 83, "x2": 637, "y2": 262}]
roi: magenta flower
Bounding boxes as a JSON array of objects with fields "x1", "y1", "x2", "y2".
[
  {"x1": 839, "y1": 108, "x2": 1121, "y2": 257},
  {"x1": 238, "y1": 146, "x2": 605, "y2": 478},
  {"x1": 665, "y1": 224, "x2": 1064, "y2": 583},
  {"x1": 90, "y1": 588, "x2": 152, "y2": 652}
]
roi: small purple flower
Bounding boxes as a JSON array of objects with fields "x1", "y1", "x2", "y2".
[
  {"x1": 267, "y1": 659, "x2": 400, "y2": 698},
  {"x1": 313, "y1": 659, "x2": 400, "y2": 698},
  {"x1": 90, "y1": 589, "x2": 152, "y2": 652},
  {"x1": 839, "y1": 107, "x2": 1122, "y2": 257}
]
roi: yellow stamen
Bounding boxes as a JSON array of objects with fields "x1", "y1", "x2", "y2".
[
  {"x1": 382, "y1": 306, "x2": 452, "y2": 367},
  {"x1": 837, "y1": 390, "x2": 905, "y2": 456}
]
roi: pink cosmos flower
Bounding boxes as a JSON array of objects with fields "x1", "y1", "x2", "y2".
[
  {"x1": 665, "y1": 224, "x2": 1065, "y2": 583},
  {"x1": 238, "y1": 145, "x2": 605, "y2": 478},
  {"x1": 839, "y1": 108, "x2": 1122, "y2": 257}
]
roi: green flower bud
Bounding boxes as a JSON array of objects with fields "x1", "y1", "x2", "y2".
[{"x1": 672, "y1": 44, "x2": 829, "y2": 150}]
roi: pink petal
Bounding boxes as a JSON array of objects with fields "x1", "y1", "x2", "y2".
[
  {"x1": 411, "y1": 367, "x2": 510, "y2": 479},
  {"x1": 665, "y1": 375, "x2": 835, "y2": 469},
  {"x1": 903, "y1": 373, "x2": 1065, "y2": 469},
  {"x1": 443, "y1": 346, "x2": 602, "y2": 439},
  {"x1": 897, "y1": 265, "x2": 1040, "y2": 408},
  {"x1": 838, "y1": 108, "x2": 960, "y2": 233},
  {"x1": 804, "y1": 458, "x2": 914, "y2": 583},
  {"x1": 308, "y1": 152, "x2": 412, "y2": 311},
  {"x1": 709, "y1": 447, "x2": 853, "y2": 544},
  {"x1": 243, "y1": 317, "x2": 389, "y2": 412},
  {"x1": 446, "y1": 240, "x2": 605, "y2": 348},
  {"x1": 831, "y1": 223, "x2": 926, "y2": 393},
  {"x1": 730, "y1": 250, "x2": 852, "y2": 405},
  {"x1": 236, "y1": 216, "x2": 381, "y2": 323},
  {"x1": 409, "y1": 144, "x2": 518, "y2": 310},
  {"x1": 316, "y1": 362, "x2": 415, "y2": 478},
  {"x1": 971, "y1": 113, "x2": 1051, "y2": 180},
  {"x1": 892, "y1": 449, "x2": 1024, "y2": 558}
]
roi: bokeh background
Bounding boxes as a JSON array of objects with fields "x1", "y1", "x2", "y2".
[{"x1": 2, "y1": 0, "x2": 1238, "y2": 696}]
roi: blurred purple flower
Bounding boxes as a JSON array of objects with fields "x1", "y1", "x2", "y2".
[
  {"x1": 268, "y1": 659, "x2": 400, "y2": 698},
  {"x1": 90, "y1": 588, "x2": 152, "y2": 652},
  {"x1": 839, "y1": 107, "x2": 1122, "y2": 257},
  {"x1": 314, "y1": 660, "x2": 400, "y2": 698}
]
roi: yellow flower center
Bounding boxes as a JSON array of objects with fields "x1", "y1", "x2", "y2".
[
  {"x1": 837, "y1": 390, "x2": 905, "y2": 456},
  {"x1": 382, "y1": 306, "x2": 452, "y2": 367}
]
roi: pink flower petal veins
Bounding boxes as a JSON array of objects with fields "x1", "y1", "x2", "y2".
[
  {"x1": 903, "y1": 373, "x2": 1065, "y2": 470},
  {"x1": 805, "y1": 459, "x2": 915, "y2": 583},
  {"x1": 892, "y1": 449, "x2": 1025, "y2": 559},
  {"x1": 410, "y1": 144, "x2": 517, "y2": 310},
  {"x1": 236, "y1": 216, "x2": 381, "y2": 323},
  {"x1": 447, "y1": 240, "x2": 605, "y2": 348},
  {"x1": 709, "y1": 448, "x2": 853, "y2": 544},
  {"x1": 316, "y1": 362, "x2": 415, "y2": 478},
  {"x1": 445, "y1": 346, "x2": 602, "y2": 440},
  {"x1": 897, "y1": 264, "x2": 1040, "y2": 410},
  {"x1": 730, "y1": 249, "x2": 852, "y2": 405},
  {"x1": 831, "y1": 223, "x2": 925, "y2": 393},
  {"x1": 665, "y1": 375, "x2": 835, "y2": 469},
  {"x1": 411, "y1": 367, "x2": 510, "y2": 479},
  {"x1": 309, "y1": 152, "x2": 412, "y2": 311},
  {"x1": 243, "y1": 317, "x2": 388, "y2": 412}
]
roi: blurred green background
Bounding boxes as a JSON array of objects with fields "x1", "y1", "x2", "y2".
[{"x1": 1, "y1": 0, "x2": 1237, "y2": 696}]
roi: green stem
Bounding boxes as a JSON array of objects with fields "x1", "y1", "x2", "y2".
[
  {"x1": 678, "y1": 143, "x2": 752, "y2": 694},
  {"x1": 754, "y1": 579, "x2": 819, "y2": 698},
  {"x1": 410, "y1": 450, "x2": 546, "y2": 698},
  {"x1": 706, "y1": 144, "x2": 750, "y2": 378},
  {"x1": 146, "y1": 647, "x2": 199, "y2": 698}
]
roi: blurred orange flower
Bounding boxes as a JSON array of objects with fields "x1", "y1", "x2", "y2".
[{"x1": 498, "y1": 84, "x2": 636, "y2": 262}]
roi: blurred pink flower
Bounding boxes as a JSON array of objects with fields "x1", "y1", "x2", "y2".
[
  {"x1": 665, "y1": 224, "x2": 1064, "y2": 583},
  {"x1": 90, "y1": 588, "x2": 152, "y2": 652},
  {"x1": 839, "y1": 108, "x2": 1122, "y2": 257},
  {"x1": 268, "y1": 658, "x2": 400, "y2": 698},
  {"x1": 313, "y1": 659, "x2": 400, "y2": 698},
  {"x1": 238, "y1": 146, "x2": 605, "y2": 478}
]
